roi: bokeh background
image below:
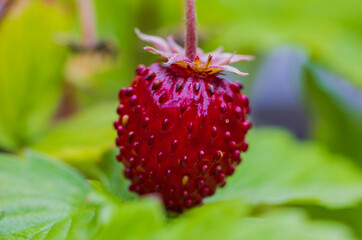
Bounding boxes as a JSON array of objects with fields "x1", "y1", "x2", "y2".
[{"x1": 0, "y1": 0, "x2": 361, "y2": 239}]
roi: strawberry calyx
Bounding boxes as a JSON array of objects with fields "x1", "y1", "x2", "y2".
[{"x1": 136, "y1": 29, "x2": 254, "y2": 77}]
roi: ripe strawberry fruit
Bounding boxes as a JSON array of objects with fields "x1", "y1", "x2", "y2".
[{"x1": 114, "y1": 29, "x2": 253, "y2": 212}]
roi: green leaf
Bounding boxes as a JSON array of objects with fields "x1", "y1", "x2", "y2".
[
  {"x1": 232, "y1": 209, "x2": 356, "y2": 240},
  {"x1": 305, "y1": 65, "x2": 362, "y2": 167},
  {"x1": 78, "y1": 180, "x2": 164, "y2": 240},
  {"x1": 0, "y1": 3, "x2": 71, "y2": 150},
  {"x1": 0, "y1": 152, "x2": 96, "y2": 239},
  {"x1": 208, "y1": 128, "x2": 362, "y2": 208},
  {"x1": 0, "y1": 152, "x2": 161, "y2": 240},
  {"x1": 87, "y1": 180, "x2": 356, "y2": 240},
  {"x1": 0, "y1": 151, "x2": 356, "y2": 240},
  {"x1": 148, "y1": 200, "x2": 250, "y2": 240},
  {"x1": 148, "y1": 202, "x2": 355, "y2": 240},
  {"x1": 75, "y1": 150, "x2": 137, "y2": 201},
  {"x1": 301, "y1": 204, "x2": 362, "y2": 239},
  {"x1": 93, "y1": 196, "x2": 165, "y2": 240},
  {"x1": 33, "y1": 102, "x2": 117, "y2": 163}
]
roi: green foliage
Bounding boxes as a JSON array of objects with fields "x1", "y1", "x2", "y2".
[
  {"x1": 195, "y1": 0, "x2": 362, "y2": 87},
  {"x1": 0, "y1": 0, "x2": 361, "y2": 239},
  {"x1": 86, "y1": 0, "x2": 143, "y2": 98},
  {"x1": 0, "y1": 152, "x2": 96, "y2": 239},
  {"x1": 151, "y1": 206, "x2": 356, "y2": 240},
  {"x1": 33, "y1": 102, "x2": 117, "y2": 163},
  {"x1": 149, "y1": 201, "x2": 250, "y2": 240},
  {"x1": 131, "y1": 0, "x2": 362, "y2": 87},
  {"x1": 208, "y1": 128, "x2": 362, "y2": 208},
  {"x1": 0, "y1": 153, "x2": 358, "y2": 239},
  {"x1": 305, "y1": 65, "x2": 362, "y2": 166},
  {"x1": 89, "y1": 181, "x2": 165, "y2": 240},
  {"x1": 0, "y1": 3, "x2": 70, "y2": 150},
  {"x1": 301, "y1": 204, "x2": 362, "y2": 238},
  {"x1": 233, "y1": 209, "x2": 355, "y2": 240},
  {"x1": 87, "y1": 150, "x2": 137, "y2": 201}
]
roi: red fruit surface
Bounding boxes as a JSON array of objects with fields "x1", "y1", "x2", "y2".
[{"x1": 115, "y1": 63, "x2": 251, "y2": 212}]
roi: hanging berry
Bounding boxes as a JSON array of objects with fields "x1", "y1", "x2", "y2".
[{"x1": 115, "y1": 0, "x2": 253, "y2": 212}]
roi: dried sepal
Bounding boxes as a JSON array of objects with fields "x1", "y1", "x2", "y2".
[{"x1": 136, "y1": 29, "x2": 254, "y2": 76}]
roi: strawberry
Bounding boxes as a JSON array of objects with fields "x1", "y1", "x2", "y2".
[{"x1": 114, "y1": 0, "x2": 253, "y2": 212}]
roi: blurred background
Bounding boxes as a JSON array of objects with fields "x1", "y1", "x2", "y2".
[{"x1": 0, "y1": 0, "x2": 361, "y2": 239}]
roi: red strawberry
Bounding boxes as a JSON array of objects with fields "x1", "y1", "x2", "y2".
[{"x1": 115, "y1": 1, "x2": 253, "y2": 212}]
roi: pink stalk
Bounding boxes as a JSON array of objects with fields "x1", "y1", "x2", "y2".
[
  {"x1": 0, "y1": 0, "x2": 10, "y2": 20},
  {"x1": 76, "y1": 0, "x2": 97, "y2": 49},
  {"x1": 185, "y1": 0, "x2": 197, "y2": 60}
]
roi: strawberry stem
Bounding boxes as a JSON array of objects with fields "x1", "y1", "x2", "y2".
[
  {"x1": 185, "y1": 0, "x2": 197, "y2": 60},
  {"x1": 76, "y1": 0, "x2": 97, "y2": 49},
  {"x1": 0, "y1": 0, "x2": 11, "y2": 21}
]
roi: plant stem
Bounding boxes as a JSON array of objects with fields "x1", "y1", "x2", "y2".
[
  {"x1": 0, "y1": 0, "x2": 10, "y2": 22},
  {"x1": 185, "y1": 0, "x2": 197, "y2": 60},
  {"x1": 76, "y1": 0, "x2": 97, "y2": 49}
]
